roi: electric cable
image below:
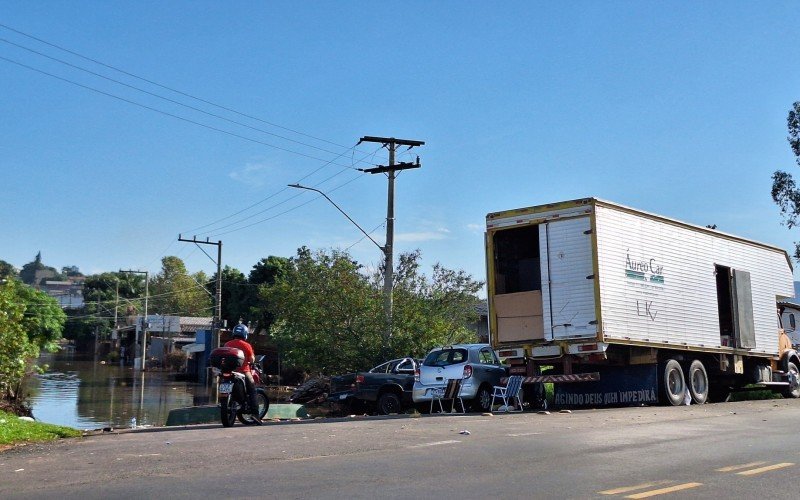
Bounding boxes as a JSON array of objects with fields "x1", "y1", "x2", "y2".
[
  {"x1": 0, "y1": 55, "x2": 361, "y2": 169},
  {"x1": 0, "y1": 23, "x2": 359, "y2": 152}
]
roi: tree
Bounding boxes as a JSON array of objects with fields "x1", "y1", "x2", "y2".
[
  {"x1": 382, "y1": 250, "x2": 482, "y2": 360},
  {"x1": 19, "y1": 252, "x2": 62, "y2": 286},
  {"x1": 261, "y1": 248, "x2": 482, "y2": 375},
  {"x1": 263, "y1": 248, "x2": 384, "y2": 374},
  {"x1": 247, "y1": 256, "x2": 289, "y2": 334},
  {"x1": 214, "y1": 266, "x2": 251, "y2": 328},
  {"x1": 61, "y1": 265, "x2": 83, "y2": 277},
  {"x1": 64, "y1": 272, "x2": 145, "y2": 346},
  {"x1": 0, "y1": 279, "x2": 65, "y2": 408},
  {"x1": 149, "y1": 256, "x2": 213, "y2": 317},
  {"x1": 0, "y1": 259, "x2": 16, "y2": 279},
  {"x1": 772, "y1": 101, "x2": 800, "y2": 259}
]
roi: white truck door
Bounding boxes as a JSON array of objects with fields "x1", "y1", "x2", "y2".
[
  {"x1": 540, "y1": 216, "x2": 597, "y2": 340},
  {"x1": 732, "y1": 269, "x2": 756, "y2": 349}
]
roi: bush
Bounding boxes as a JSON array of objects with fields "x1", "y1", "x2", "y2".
[{"x1": 166, "y1": 350, "x2": 187, "y2": 372}]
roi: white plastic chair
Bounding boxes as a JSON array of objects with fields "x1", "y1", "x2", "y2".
[{"x1": 491, "y1": 375, "x2": 524, "y2": 412}]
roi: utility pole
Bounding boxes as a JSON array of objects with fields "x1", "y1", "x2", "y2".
[
  {"x1": 178, "y1": 235, "x2": 222, "y2": 348},
  {"x1": 113, "y1": 279, "x2": 119, "y2": 351},
  {"x1": 120, "y1": 269, "x2": 148, "y2": 370},
  {"x1": 357, "y1": 136, "x2": 424, "y2": 348},
  {"x1": 94, "y1": 298, "x2": 100, "y2": 360}
]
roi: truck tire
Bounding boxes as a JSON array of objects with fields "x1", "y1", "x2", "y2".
[
  {"x1": 782, "y1": 361, "x2": 800, "y2": 399},
  {"x1": 685, "y1": 360, "x2": 708, "y2": 404},
  {"x1": 660, "y1": 359, "x2": 686, "y2": 406},
  {"x1": 377, "y1": 392, "x2": 402, "y2": 415}
]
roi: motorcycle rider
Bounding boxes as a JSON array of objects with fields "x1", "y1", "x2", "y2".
[{"x1": 224, "y1": 322, "x2": 262, "y2": 424}]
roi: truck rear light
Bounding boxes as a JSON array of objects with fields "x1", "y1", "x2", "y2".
[
  {"x1": 578, "y1": 343, "x2": 598, "y2": 352},
  {"x1": 463, "y1": 365, "x2": 473, "y2": 379},
  {"x1": 355, "y1": 374, "x2": 365, "y2": 384}
]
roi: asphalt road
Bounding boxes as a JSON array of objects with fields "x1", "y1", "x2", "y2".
[{"x1": 3, "y1": 399, "x2": 800, "y2": 499}]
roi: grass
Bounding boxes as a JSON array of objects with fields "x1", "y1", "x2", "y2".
[{"x1": 0, "y1": 410, "x2": 81, "y2": 446}]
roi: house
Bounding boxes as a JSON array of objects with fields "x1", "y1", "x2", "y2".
[{"x1": 41, "y1": 279, "x2": 84, "y2": 309}]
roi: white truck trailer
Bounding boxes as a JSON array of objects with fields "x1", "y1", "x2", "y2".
[{"x1": 486, "y1": 198, "x2": 798, "y2": 406}]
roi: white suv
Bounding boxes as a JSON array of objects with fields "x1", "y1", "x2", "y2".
[{"x1": 412, "y1": 344, "x2": 506, "y2": 412}]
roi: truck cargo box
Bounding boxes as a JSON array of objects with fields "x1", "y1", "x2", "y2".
[{"x1": 486, "y1": 198, "x2": 794, "y2": 357}]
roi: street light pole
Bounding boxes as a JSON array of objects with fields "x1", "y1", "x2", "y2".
[{"x1": 288, "y1": 184, "x2": 385, "y2": 252}]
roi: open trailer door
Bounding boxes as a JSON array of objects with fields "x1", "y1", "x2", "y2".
[{"x1": 540, "y1": 216, "x2": 597, "y2": 341}]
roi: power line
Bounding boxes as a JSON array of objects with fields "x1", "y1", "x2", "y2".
[
  {"x1": 209, "y1": 172, "x2": 365, "y2": 237},
  {"x1": 0, "y1": 55, "x2": 362, "y2": 169},
  {"x1": 346, "y1": 222, "x2": 386, "y2": 251},
  {"x1": 0, "y1": 37, "x2": 373, "y2": 162},
  {"x1": 198, "y1": 166, "x2": 353, "y2": 235},
  {"x1": 0, "y1": 23, "x2": 357, "y2": 152},
  {"x1": 183, "y1": 143, "x2": 381, "y2": 235}
]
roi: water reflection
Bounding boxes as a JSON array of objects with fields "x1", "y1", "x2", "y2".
[{"x1": 28, "y1": 351, "x2": 213, "y2": 430}]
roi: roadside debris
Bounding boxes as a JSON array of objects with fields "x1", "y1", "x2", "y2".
[
  {"x1": 559, "y1": 409, "x2": 572, "y2": 414},
  {"x1": 459, "y1": 430, "x2": 471, "y2": 435}
]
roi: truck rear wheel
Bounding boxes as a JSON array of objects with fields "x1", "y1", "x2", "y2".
[
  {"x1": 661, "y1": 359, "x2": 686, "y2": 406},
  {"x1": 686, "y1": 360, "x2": 708, "y2": 404}
]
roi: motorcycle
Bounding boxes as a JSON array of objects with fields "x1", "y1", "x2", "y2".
[{"x1": 209, "y1": 347, "x2": 270, "y2": 427}]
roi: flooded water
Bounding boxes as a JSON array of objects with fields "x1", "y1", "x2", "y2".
[{"x1": 28, "y1": 351, "x2": 214, "y2": 430}]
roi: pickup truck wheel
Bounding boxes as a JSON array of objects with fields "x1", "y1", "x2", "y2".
[
  {"x1": 686, "y1": 360, "x2": 708, "y2": 404},
  {"x1": 377, "y1": 392, "x2": 401, "y2": 415},
  {"x1": 782, "y1": 361, "x2": 800, "y2": 399},
  {"x1": 660, "y1": 359, "x2": 686, "y2": 406}
]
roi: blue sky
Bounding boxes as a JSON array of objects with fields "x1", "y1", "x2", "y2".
[{"x1": 2, "y1": 2, "x2": 800, "y2": 292}]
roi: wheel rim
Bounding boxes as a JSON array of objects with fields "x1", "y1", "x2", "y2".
[
  {"x1": 668, "y1": 368, "x2": 683, "y2": 397},
  {"x1": 257, "y1": 393, "x2": 268, "y2": 416},
  {"x1": 382, "y1": 397, "x2": 399, "y2": 414},
  {"x1": 479, "y1": 389, "x2": 490, "y2": 409},
  {"x1": 692, "y1": 369, "x2": 707, "y2": 395}
]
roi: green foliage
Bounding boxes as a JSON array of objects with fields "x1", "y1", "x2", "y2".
[
  {"x1": 248, "y1": 256, "x2": 290, "y2": 333},
  {"x1": 63, "y1": 272, "x2": 143, "y2": 345},
  {"x1": 772, "y1": 101, "x2": 800, "y2": 260},
  {"x1": 264, "y1": 248, "x2": 384, "y2": 374},
  {"x1": 61, "y1": 265, "x2": 82, "y2": 277},
  {"x1": 149, "y1": 256, "x2": 212, "y2": 316},
  {"x1": 0, "y1": 279, "x2": 65, "y2": 402},
  {"x1": 262, "y1": 248, "x2": 483, "y2": 375},
  {"x1": 13, "y1": 284, "x2": 67, "y2": 352},
  {"x1": 18, "y1": 252, "x2": 62, "y2": 285},
  {"x1": 214, "y1": 266, "x2": 251, "y2": 329},
  {"x1": 0, "y1": 259, "x2": 17, "y2": 279},
  {"x1": 387, "y1": 250, "x2": 482, "y2": 360},
  {"x1": 0, "y1": 410, "x2": 81, "y2": 444}
]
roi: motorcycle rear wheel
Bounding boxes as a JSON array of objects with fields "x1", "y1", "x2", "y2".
[
  {"x1": 221, "y1": 398, "x2": 238, "y2": 427},
  {"x1": 238, "y1": 389, "x2": 270, "y2": 425}
]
